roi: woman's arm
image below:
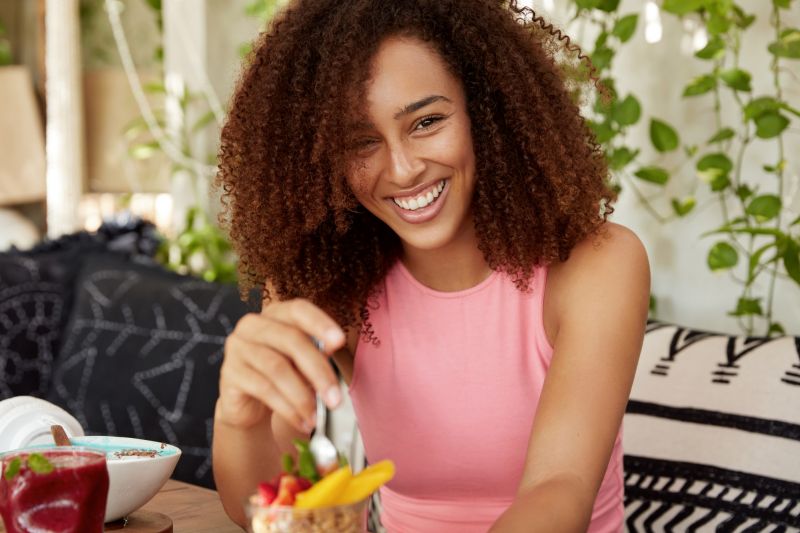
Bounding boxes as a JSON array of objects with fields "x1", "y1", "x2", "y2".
[
  {"x1": 212, "y1": 299, "x2": 347, "y2": 526},
  {"x1": 491, "y1": 223, "x2": 650, "y2": 532}
]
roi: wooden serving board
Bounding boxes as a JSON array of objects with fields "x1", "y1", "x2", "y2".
[
  {"x1": 0, "y1": 510, "x2": 172, "y2": 533},
  {"x1": 105, "y1": 511, "x2": 173, "y2": 532}
]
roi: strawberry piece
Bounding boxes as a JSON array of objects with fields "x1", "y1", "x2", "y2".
[
  {"x1": 297, "y1": 477, "x2": 312, "y2": 491},
  {"x1": 257, "y1": 482, "x2": 278, "y2": 506}
]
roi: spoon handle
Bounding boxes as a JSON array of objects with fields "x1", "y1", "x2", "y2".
[{"x1": 50, "y1": 424, "x2": 71, "y2": 446}]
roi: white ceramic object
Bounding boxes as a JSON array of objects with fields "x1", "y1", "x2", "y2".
[
  {"x1": 70, "y1": 436, "x2": 182, "y2": 522},
  {"x1": 0, "y1": 396, "x2": 85, "y2": 452}
]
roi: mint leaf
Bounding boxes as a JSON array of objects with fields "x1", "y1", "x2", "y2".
[
  {"x1": 338, "y1": 452, "x2": 349, "y2": 468},
  {"x1": 4, "y1": 458, "x2": 21, "y2": 480},
  {"x1": 27, "y1": 454, "x2": 54, "y2": 475},
  {"x1": 281, "y1": 453, "x2": 295, "y2": 474},
  {"x1": 293, "y1": 439, "x2": 320, "y2": 483}
]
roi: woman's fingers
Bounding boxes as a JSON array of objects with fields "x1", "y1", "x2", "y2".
[
  {"x1": 238, "y1": 310, "x2": 343, "y2": 407},
  {"x1": 264, "y1": 298, "x2": 346, "y2": 353},
  {"x1": 221, "y1": 343, "x2": 312, "y2": 433}
]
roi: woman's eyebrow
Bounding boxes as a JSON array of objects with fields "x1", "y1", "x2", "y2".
[{"x1": 393, "y1": 95, "x2": 452, "y2": 120}]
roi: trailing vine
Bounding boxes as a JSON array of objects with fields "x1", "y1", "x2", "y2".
[{"x1": 569, "y1": 0, "x2": 799, "y2": 335}]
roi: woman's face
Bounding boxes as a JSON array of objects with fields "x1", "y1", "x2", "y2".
[{"x1": 346, "y1": 36, "x2": 477, "y2": 255}]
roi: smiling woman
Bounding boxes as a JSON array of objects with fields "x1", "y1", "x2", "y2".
[{"x1": 212, "y1": 1, "x2": 650, "y2": 532}]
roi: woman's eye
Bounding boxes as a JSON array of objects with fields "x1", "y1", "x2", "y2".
[
  {"x1": 352, "y1": 138, "x2": 379, "y2": 154},
  {"x1": 415, "y1": 116, "x2": 443, "y2": 130}
]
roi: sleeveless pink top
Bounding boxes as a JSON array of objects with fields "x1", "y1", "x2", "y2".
[{"x1": 349, "y1": 261, "x2": 624, "y2": 533}]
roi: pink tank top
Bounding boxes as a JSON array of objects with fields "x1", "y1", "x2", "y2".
[{"x1": 349, "y1": 261, "x2": 624, "y2": 533}]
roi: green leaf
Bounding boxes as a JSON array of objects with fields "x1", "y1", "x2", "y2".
[
  {"x1": 589, "y1": 120, "x2": 616, "y2": 143},
  {"x1": 763, "y1": 160, "x2": 788, "y2": 176},
  {"x1": 735, "y1": 185, "x2": 754, "y2": 202},
  {"x1": 707, "y1": 12, "x2": 731, "y2": 35},
  {"x1": 695, "y1": 36, "x2": 725, "y2": 60},
  {"x1": 281, "y1": 453, "x2": 295, "y2": 474},
  {"x1": 27, "y1": 454, "x2": 54, "y2": 475},
  {"x1": 791, "y1": 214, "x2": 800, "y2": 226},
  {"x1": 595, "y1": 31, "x2": 609, "y2": 50},
  {"x1": 649, "y1": 294, "x2": 657, "y2": 313},
  {"x1": 3, "y1": 458, "x2": 21, "y2": 480},
  {"x1": 748, "y1": 242, "x2": 776, "y2": 283},
  {"x1": 238, "y1": 42, "x2": 253, "y2": 59},
  {"x1": 338, "y1": 452, "x2": 349, "y2": 468},
  {"x1": 143, "y1": 81, "x2": 166, "y2": 94},
  {"x1": 768, "y1": 28, "x2": 800, "y2": 59},
  {"x1": 596, "y1": 0, "x2": 621, "y2": 12},
  {"x1": 708, "y1": 241, "x2": 738, "y2": 270},
  {"x1": 744, "y1": 97, "x2": 781, "y2": 120},
  {"x1": 720, "y1": 68, "x2": 752, "y2": 91},
  {"x1": 591, "y1": 46, "x2": 614, "y2": 71},
  {"x1": 730, "y1": 297, "x2": 763, "y2": 317},
  {"x1": 745, "y1": 194, "x2": 781, "y2": 221},
  {"x1": 650, "y1": 119, "x2": 679, "y2": 152},
  {"x1": 671, "y1": 196, "x2": 696, "y2": 217},
  {"x1": 768, "y1": 322, "x2": 785, "y2": 336},
  {"x1": 697, "y1": 152, "x2": 733, "y2": 173},
  {"x1": 611, "y1": 95, "x2": 641, "y2": 126},
  {"x1": 710, "y1": 174, "x2": 731, "y2": 191},
  {"x1": 730, "y1": 6, "x2": 755, "y2": 29},
  {"x1": 0, "y1": 41, "x2": 11, "y2": 66},
  {"x1": 293, "y1": 439, "x2": 320, "y2": 483},
  {"x1": 634, "y1": 166, "x2": 670, "y2": 185},
  {"x1": 612, "y1": 14, "x2": 638, "y2": 43},
  {"x1": 683, "y1": 74, "x2": 717, "y2": 97},
  {"x1": 192, "y1": 110, "x2": 216, "y2": 132},
  {"x1": 662, "y1": 0, "x2": 707, "y2": 15},
  {"x1": 128, "y1": 141, "x2": 161, "y2": 160},
  {"x1": 783, "y1": 239, "x2": 800, "y2": 285},
  {"x1": 707, "y1": 127, "x2": 735, "y2": 144},
  {"x1": 608, "y1": 147, "x2": 639, "y2": 170},
  {"x1": 755, "y1": 112, "x2": 790, "y2": 138},
  {"x1": 773, "y1": 0, "x2": 790, "y2": 7},
  {"x1": 575, "y1": 0, "x2": 600, "y2": 9}
]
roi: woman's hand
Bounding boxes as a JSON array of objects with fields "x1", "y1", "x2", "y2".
[{"x1": 217, "y1": 298, "x2": 346, "y2": 432}]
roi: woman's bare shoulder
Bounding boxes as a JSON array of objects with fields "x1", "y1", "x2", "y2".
[{"x1": 545, "y1": 222, "x2": 650, "y2": 331}]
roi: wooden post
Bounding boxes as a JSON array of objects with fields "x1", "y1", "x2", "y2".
[{"x1": 44, "y1": 0, "x2": 85, "y2": 237}]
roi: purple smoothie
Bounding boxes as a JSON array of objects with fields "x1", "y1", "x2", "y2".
[{"x1": 0, "y1": 449, "x2": 109, "y2": 533}]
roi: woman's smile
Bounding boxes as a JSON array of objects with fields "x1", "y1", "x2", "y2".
[{"x1": 388, "y1": 178, "x2": 449, "y2": 223}]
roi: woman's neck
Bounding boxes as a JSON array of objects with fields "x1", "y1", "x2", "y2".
[{"x1": 400, "y1": 222, "x2": 492, "y2": 292}]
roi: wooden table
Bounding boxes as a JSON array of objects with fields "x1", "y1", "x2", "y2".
[
  {"x1": 138, "y1": 479, "x2": 241, "y2": 532},
  {"x1": 0, "y1": 479, "x2": 242, "y2": 533}
]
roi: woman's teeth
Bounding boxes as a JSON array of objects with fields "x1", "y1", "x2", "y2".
[{"x1": 392, "y1": 180, "x2": 446, "y2": 211}]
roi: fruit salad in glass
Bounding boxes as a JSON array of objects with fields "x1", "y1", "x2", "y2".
[{"x1": 246, "y1": 439, "x2": 394, "y2": 533}]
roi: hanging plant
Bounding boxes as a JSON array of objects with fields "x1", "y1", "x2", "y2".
[{"x1": 568, "y1": 0, "x2": 799, "y2": 335}]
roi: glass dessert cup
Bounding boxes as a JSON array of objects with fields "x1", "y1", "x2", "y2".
[
  {"x1": 0, "y1": 447, "x2": 109, "y2": 533},
  {"x1": 245, "y1": 497, "x2": 369, "y2": 533}
]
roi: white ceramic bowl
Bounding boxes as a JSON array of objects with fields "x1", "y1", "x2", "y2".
[{"x1": 56, "y1": 436, "x2": 181, "y2": 522}]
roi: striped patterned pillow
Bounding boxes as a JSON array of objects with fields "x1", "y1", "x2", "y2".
[{"x1": 623, "y1": 321, "x2": 800, "y2": 532}]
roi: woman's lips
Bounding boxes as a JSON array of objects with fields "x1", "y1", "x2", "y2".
[{"x1": 388, "y1": 179, "x2": 450, "y2": 224}]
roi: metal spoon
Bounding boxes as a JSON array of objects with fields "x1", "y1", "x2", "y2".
[{"x1": 309, "y1": 337, "x2": 340, "y2": 475}]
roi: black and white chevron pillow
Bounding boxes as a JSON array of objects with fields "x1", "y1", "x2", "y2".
[{"x1": 623, "y1": 321, "x2": 800, "y2": 532}]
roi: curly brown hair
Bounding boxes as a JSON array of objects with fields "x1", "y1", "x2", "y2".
[{"x1": 217, "y1": 0, "x2": 615, "y2": 333}]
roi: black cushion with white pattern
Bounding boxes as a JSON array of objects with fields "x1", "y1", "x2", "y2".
[
  {"x1": 0, "y1": 218, "x2": 160, "y2": 399},
  {"x1": 46, "y1": 252, "x2": 252, "y2": 489}
]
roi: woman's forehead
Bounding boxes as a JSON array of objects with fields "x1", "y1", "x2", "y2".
[{"x1": 361, "y1": 37, "x2": 463, "y2": 117}]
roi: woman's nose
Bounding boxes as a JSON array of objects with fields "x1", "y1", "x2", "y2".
[{"x1": 386, "y1": 143, "x2": 425, "y2": 186}]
